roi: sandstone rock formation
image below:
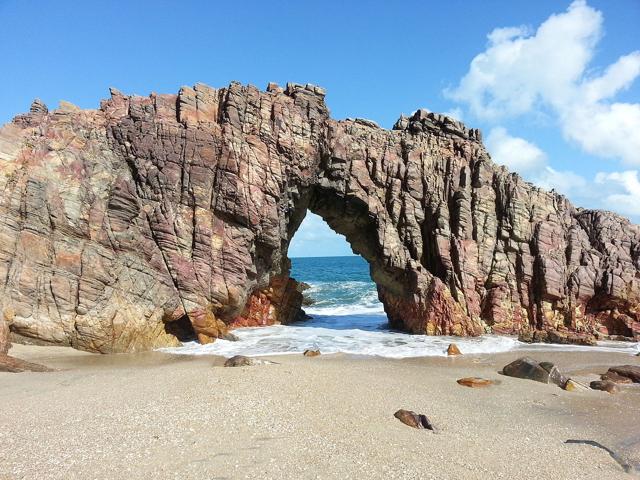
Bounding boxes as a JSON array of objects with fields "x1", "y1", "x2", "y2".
[{"x1": 0, "y1": 81, "x2": 639, "y2": 353}]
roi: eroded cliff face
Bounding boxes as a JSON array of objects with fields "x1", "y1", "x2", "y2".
[{"x1": 0, "y1": 82, "x2": 638, "y2": 352}]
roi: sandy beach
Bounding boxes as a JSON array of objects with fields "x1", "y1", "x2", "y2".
[{"x1": 1, "y1": 345, "x2": 638, "y2": 480}]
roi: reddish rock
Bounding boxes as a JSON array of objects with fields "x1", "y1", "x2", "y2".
[
  {"x1": 601, "y1": 371, "x2": 633, "y2": 384},
  {"x1": 519, "y1": 330, "x2": 597, "y2": 346},
  {"x1": 0, "y1": 82, "x2": 640, "y2": 352},
  {"x1": 228, "y1": 275, "x2": 304, "y2": 328},
  {"x1": 607, "y1": 365, "x2": 640, "y2": 383},
  {"x1": 457, "y1": 377, "x2": 492, "y2": 388},
  {"x1": 0, "y1": 354, "x2": 52, "y2": 373},
  {"x1": 447, "y1": 343, "x2": 462, "y2": 356},
  {"x1": 394, "y1": 409, "x2": 434, "y2": 430}
]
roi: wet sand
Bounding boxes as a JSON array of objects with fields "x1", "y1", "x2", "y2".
[{"x1": 1, "y1": 344, "x2": 639, "y2": 479}]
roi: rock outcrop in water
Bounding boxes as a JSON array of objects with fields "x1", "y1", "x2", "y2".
[{"x1": 0, "y1": 81, "x2": 639, "y2": 352}]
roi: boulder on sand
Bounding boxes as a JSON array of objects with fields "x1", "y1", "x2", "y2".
[
  {"x1": 601, "y1": 371, "x2": 633, "y2": 384},
  {"x1": 502, "y1": 357, "x2": 568, "y2": 387},
  {"x1": 446, "y1": 343, "x2": 462, "y2": 356},
  {"x1": 606, "y1": 365, "x2": 640, "y2": 383},
  {"x1": 590, "y1": 380, "x2": 619, "y2": 394},
  {"x1": 394, "y1": 409, "x2": 434, "y2": 430},
  {"x1": 303, "y1": 349, "x2": 321, "y2": 357}
]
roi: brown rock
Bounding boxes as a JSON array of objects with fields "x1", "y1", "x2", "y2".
[
  {"x1": 590, "y1": 380, "x2": 619, "y2": 394},
  {"x1": 601, "y1": 371, "x2": 633, "y2": 384},
  {"x1": 502, "y1": 357, "x2": 568, "y2": 387},
  {"x1": 0, "y1": 354, "x2": 52, "y2": 373},
  {"x1": 457, "y1": 377, "x2": 493, "y2": 388},
  {"x1": 447, "y1": 343, "x2": 462, "y2": 356},
  {"x1": 519, "y1": 330, "x2": 597, "y2": 346},
  {"x1": 607, "y1": 365, "x2": 640, "y2": 383},
  {"x1": 393, "y1": 409, "x2": 434, "y2": 430},
  {"x1": 1, "y1": 81, "x2": 640, "y2": 352},
  {"x1": 303, "y1": 349, "x2": 321, "y2": 357}
]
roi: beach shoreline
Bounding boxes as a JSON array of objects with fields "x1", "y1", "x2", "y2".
[{"x1": 1, "y1": 343, "x2": 639, "y2": 479}]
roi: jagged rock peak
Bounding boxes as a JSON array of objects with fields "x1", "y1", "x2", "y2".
[
  {"x1": 393, "y1": 108, "x2": 482, "y2": 141},
  {"x1": 29, "y1": 98, "x2": 48, "y2": 114}
]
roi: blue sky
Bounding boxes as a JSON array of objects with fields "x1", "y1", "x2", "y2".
[{"x1": 0, "y1": 1, "x2": 638, "y2": 257}]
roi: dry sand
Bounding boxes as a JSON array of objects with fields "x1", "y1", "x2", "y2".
[{"x1": 1, "y1": 344, "x2": 639, "y2": 479}]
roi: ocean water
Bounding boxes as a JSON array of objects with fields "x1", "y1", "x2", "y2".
[{"x1": 161, "y1": 256, "x2": 639, "y2": 358}]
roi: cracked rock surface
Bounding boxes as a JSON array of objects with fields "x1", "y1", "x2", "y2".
[{"x1": 0, "y1": 82, "x2": 638, "y2": 352}]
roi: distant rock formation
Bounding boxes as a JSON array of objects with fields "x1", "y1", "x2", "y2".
[{"x1": 0, "y1": 81, "x2": 638, "y2": 352}]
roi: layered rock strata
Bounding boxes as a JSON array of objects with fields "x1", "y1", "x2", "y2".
[{"x1": 0, "y1": 81, "x2": 638, "y2": 352}]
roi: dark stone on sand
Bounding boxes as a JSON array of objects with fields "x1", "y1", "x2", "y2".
[
  {"x1": 502, "y1": 357, "x2": 568, "y2": 387},
  {"x1": 303, "y1": 349, "x2": 321, "y2": 357},
  {"x1": 394, "y1": 409, "x2": 434, "y2": 430},
  {"x1": 590, "y1": 380, "x2": 619, "y2": 394}
]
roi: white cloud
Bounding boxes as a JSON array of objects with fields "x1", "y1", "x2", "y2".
[
  {"x1": 446, "y1": 0, "x2": 640, "y2": 165},
  {"x1": 484, "y1": 126, "x2": 591, "y2": 199},
  {"x1": 442, "y1": 107, "x2": 464, "y2": 122},
  {"x1": 594, "y1": 170, "x2": 640, "y2": 217},
  {"x1": 486, "y1": 127, "x2": 546, "y2": 172},
  {"x1": 533, "y1": 166, "x2": 588, "y2": 197}
]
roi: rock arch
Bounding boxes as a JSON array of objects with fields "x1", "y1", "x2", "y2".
[{"x1": 0, "y1": 81, "x2": 638, "y2": 353}]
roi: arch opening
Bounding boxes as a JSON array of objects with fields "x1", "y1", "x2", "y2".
[{"x1": 287, "y1": 210, "x2": 386, "y2": 333}]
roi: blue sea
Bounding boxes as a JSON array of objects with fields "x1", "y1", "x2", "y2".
[{"x1": 162, "y1": 256, "x2": 639, "y2": 358}]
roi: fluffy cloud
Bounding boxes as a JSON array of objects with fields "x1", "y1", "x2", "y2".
[
  {"x1": 594, "y1": 170, "x2": 640, "y2": 217},
  {"x1": 485, "y1": 127, "x2": 546, "y2": 172},
  {"x1": 446, "y1": 0, "x2": 640, "y2": 165},
  {"x1": 485, "y1": 126, "x2": 590, "y2": 199},
  {"x1": 442, "y1": 107, "x2": 464, "y2": 122},
  {"x1": 483, "y1": 122, "x2": 640, "y2": 218},
  {"x1": 533, "y1": 166, "x2": 588, "y2": 198}
]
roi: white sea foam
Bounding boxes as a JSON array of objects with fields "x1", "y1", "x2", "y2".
[
  {"x1": 159, "y1": 311, "x2": 640, "y2": 359},
  {"x1": 304, "y1": 304, "x2": 385, "y2": 316}
]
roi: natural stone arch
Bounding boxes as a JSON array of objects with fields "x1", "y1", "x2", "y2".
[{"x1": 0, "y1": 81, "x2": 638, "y2": 353}]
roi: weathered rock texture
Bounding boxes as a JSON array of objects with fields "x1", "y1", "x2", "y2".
[{"x1": 0, "y1": 81, "x2": 639, "y2": 352}]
